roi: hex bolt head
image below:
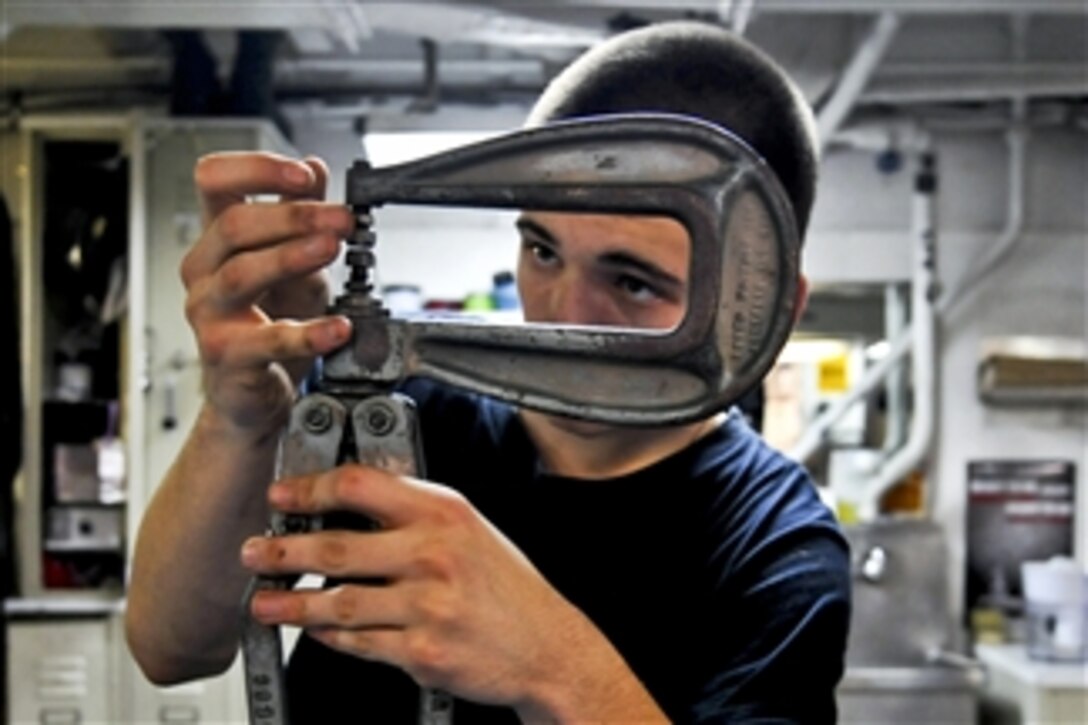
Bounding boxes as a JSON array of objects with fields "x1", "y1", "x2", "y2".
[
  {"x1": 365, "y1": 404, "x2": 396, "y2": 436},
  {"x1": 303, "y1": 403, "x2": 334, "y2": 434}
]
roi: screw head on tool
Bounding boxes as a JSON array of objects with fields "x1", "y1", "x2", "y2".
[
  {"x1": 364, "y1": 403, "x2": 397, "y2": 436},
  {"x1": 304, "y1": 403, "x2": 334, "y2": 433}
]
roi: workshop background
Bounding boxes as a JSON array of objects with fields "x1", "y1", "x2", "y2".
[{"x1": 2, "y1": 1, "x2": 1086, "y2": 723}]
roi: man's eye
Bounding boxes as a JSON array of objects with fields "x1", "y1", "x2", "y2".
[
  {"x1": 616, "y1": 274, "x2": 658, "y2": 302},
  {"x1": 527, "y1": 242, "x2": 559, "y2": 266}
]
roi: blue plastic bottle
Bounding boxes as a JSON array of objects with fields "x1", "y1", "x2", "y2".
[{"x1": 491, "y1": 271, "x2": 520, "y2": 310}]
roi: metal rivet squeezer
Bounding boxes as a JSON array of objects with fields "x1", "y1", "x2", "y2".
[{"x1": 239, "y1": 113, "x2": 801, "y2": 725}]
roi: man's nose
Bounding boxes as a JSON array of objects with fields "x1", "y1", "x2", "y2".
[{"x1": 549, "y1": 276, "x2": 621, "y2": 327}]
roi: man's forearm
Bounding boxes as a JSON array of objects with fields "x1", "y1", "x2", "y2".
[
  {"x1": 514, "y1": 605, "x2": 668, "y2": 724},
  {"x1": 125, "y1": 402, "x2": 278, "y2": 684}
]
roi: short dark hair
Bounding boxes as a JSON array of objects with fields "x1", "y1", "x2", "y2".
[{"x1": 528, "y1": 21, "x2": 819, "y2": 240}]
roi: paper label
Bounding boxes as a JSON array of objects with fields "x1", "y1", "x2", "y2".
[{"x1": 96, "y1": 437, "x2": 126, "y2": 484}]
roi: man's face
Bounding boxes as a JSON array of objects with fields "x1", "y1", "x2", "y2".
[{"x1": 515, "y1": 211, "x2": 689, "y2": 331}]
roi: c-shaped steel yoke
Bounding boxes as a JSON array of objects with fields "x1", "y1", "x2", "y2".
[{"x1": 329, "y1": 113, "x2": 800, "y2": 423}]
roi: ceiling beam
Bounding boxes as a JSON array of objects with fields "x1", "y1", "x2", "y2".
[
  {"x1": 2, "y1": 53, "x2": 1084, "y2": 99},
  {"x1": 817, "y1": 11, "x2": 900, "y2": 152},
  {"x1": 860, "y1": 74, "x2": 1088, "y2": 105},
  {"x1": 1, "y1": 1, "x2": 332, "y2": 31},
  {"x1": 1, "y1": 1, "x2": 602, "y2": 48},
  {"x1": 545, "y1": 0, "x2": 1087, "y2": 13}
]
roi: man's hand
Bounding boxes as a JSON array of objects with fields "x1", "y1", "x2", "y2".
[
  {"x1": 181, "y1": 152, "x2": 355, "y2": 440},
  {"x1": 239, "y1": 464, "x2": 665, "y2": 720},
  {"x1": 240, "y1": 464, "x2": 573, "y2": 708}
]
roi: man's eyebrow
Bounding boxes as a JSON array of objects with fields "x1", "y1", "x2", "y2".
[
  {"x1": 516, "y1": 217, "x2": 558, "y2": 245},
  {"x1": 600, "y1": 252, "x2": 684, "y2": 291}
]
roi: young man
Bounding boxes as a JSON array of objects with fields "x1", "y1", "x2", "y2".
[{"x1": 126, "y1": 21, "x2": 850, "y2": 723}]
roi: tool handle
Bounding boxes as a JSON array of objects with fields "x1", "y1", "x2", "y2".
[
  {"x1": 350, "y1": 394, "x2": 455, "y2": 725},
  {"x1": 241, "y1": 395, "x2": 348, "y2": 725}
]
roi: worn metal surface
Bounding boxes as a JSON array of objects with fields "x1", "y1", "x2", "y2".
[
  {"x1": 838, "y1": 519, "x2": 984, "y2": 725},
  {"x1": 242, "y1": 395, "x2": 347, "y2": 725},
  {"x1": 242, "y1": 392, "x2": 454, "y2": 725},
  {"x1": 330, "y1": 114, "x2": 800, "y2": 424},
  {"x1": 837, "y1": 666, "x2": 979, "y2": 725},
  {"x1": 351, "y1": 394, "x2": 454, "y2": 725},
  {"x1": 844, "y1": 518, "x2": 956, "y2": 667}
]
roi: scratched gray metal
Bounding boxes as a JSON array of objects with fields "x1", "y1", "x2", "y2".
[
  {"x1": 241, "y1": 395, "x2": 347, "y2": 725},
  {"x1": 351, "y1": 394, "x2": 454, "y2": 725},
  {"x1": 333, "y1": 114, "x2": 799, "y2": 423}
]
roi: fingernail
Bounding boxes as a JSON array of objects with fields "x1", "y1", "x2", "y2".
[
  {"x1": 325, "y1": 319, "x2": 349, "y2": 345},
  {"x1": 337, "y1": 208, "x2": 356, "y2": 234},
  {"x1": 251, "y1": 594, "x2": 283, "y2": 621},
  {"x1": 241, "y1": 538, "x2": 262, "y2": 565},
  {"x1": 305, "y1": 235, "x2": 332, "y2": 257},
  {"x1": 284, "y1": 163, "x2": 311, "y2": 185},
  {"x1": 268, "y1": 482, "x2": 292, "y2": 508},
  {"x1": 320, "y1": 207, "x2": 353, "y2": 233}
]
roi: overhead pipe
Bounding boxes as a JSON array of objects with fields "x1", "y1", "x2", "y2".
[
  {"x1": 407, "y1": 38, "x2": 441, "y2": 113},
  {"x1": 547, "y1": 0, "x2": 1083, "y2": 12},
  {"x1": 718, "y1": 0, "x2": 758, "y2": 35},
  {"x1": 830, "y1": 118, "x2": 932, "y2": 154},
  {"x1": 312, "y1": 0, "x2": 371, "y2": 53},
  {"x1": 859, "y1": 77, "x2": 1087, "y2": 106},
  {"x1": 938, "y1": 15, "x2": 1030, "y2": 318},
  {"x1": 788, "y1": 328, "x2": 913, "y2": 463},
  {"x1": 882, "y1": 283, "x2": 910, "y2": 453},
  {"x1": 939, "y1": 125, "x2": 1027, "y2": 318},
  {"x1": 816, "y1": 11, "x2": 901, "y2": 153},
  {"x1": 860, "y1": 145, "x2": 939, "y2": 518}
]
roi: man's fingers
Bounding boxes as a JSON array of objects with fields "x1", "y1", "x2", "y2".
[
  {"x1": 267, "y1": 465, "x2": 469, "y2": 529},
  {"x1": 282, "y1": 156, "x2": 330, "y2": 203},
  {"x1": 195, "y1": 151, "x2": 318, "y2": 226},
  {"x1": 181, "y1": 201, "x2": 353, "y2": 288},
  {"x1": 197, "y1": 229, "x2": 341, "y2": 312},
  {"x1": 250, "y1": 583, "x2": 405, "y2": 628},
  {"x1": 195, "y1": 315, "x2": 351, "y2": 369},
  {"x1": 241, "y1": 529, "x2": 410, "y2": 579}
]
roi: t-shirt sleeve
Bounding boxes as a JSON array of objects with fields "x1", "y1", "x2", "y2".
[
  {"x1": 696, "y1": 533, "x2": 850, "y2": 723},
  {"x1": 691, "y1": 448, "x2": 852, "y2": 724}
]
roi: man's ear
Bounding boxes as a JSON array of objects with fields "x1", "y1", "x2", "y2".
[{"x1": 791, "y1": 274, "x2": 809, "y2": 326}]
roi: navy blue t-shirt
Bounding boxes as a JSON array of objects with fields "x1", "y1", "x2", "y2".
[{"x1": 286, "y1": 379, "x2": 851, "y2": 723}]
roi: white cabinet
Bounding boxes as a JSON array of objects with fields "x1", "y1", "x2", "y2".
[
  {"x1": 7, "y1": 614, "x2": 246, "y2": 724},
  {"x1": 122, "y1": 648, "x2": 246, "y2": 725},
  {"x1": 7, "y1": 618, "x2": 114, "y2": 724}
]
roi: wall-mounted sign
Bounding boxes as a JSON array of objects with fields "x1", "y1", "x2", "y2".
[{"x1": 964, "y1": 459, "x2": 1076, "y2": 625}]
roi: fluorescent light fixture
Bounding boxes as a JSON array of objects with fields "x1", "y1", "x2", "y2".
[
  {"x1": 778, "y1": 339, "x2": 853, "y2": 364},
  {"x1": 363, "y1": 130, "x2": 499, "y2": 167}
]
